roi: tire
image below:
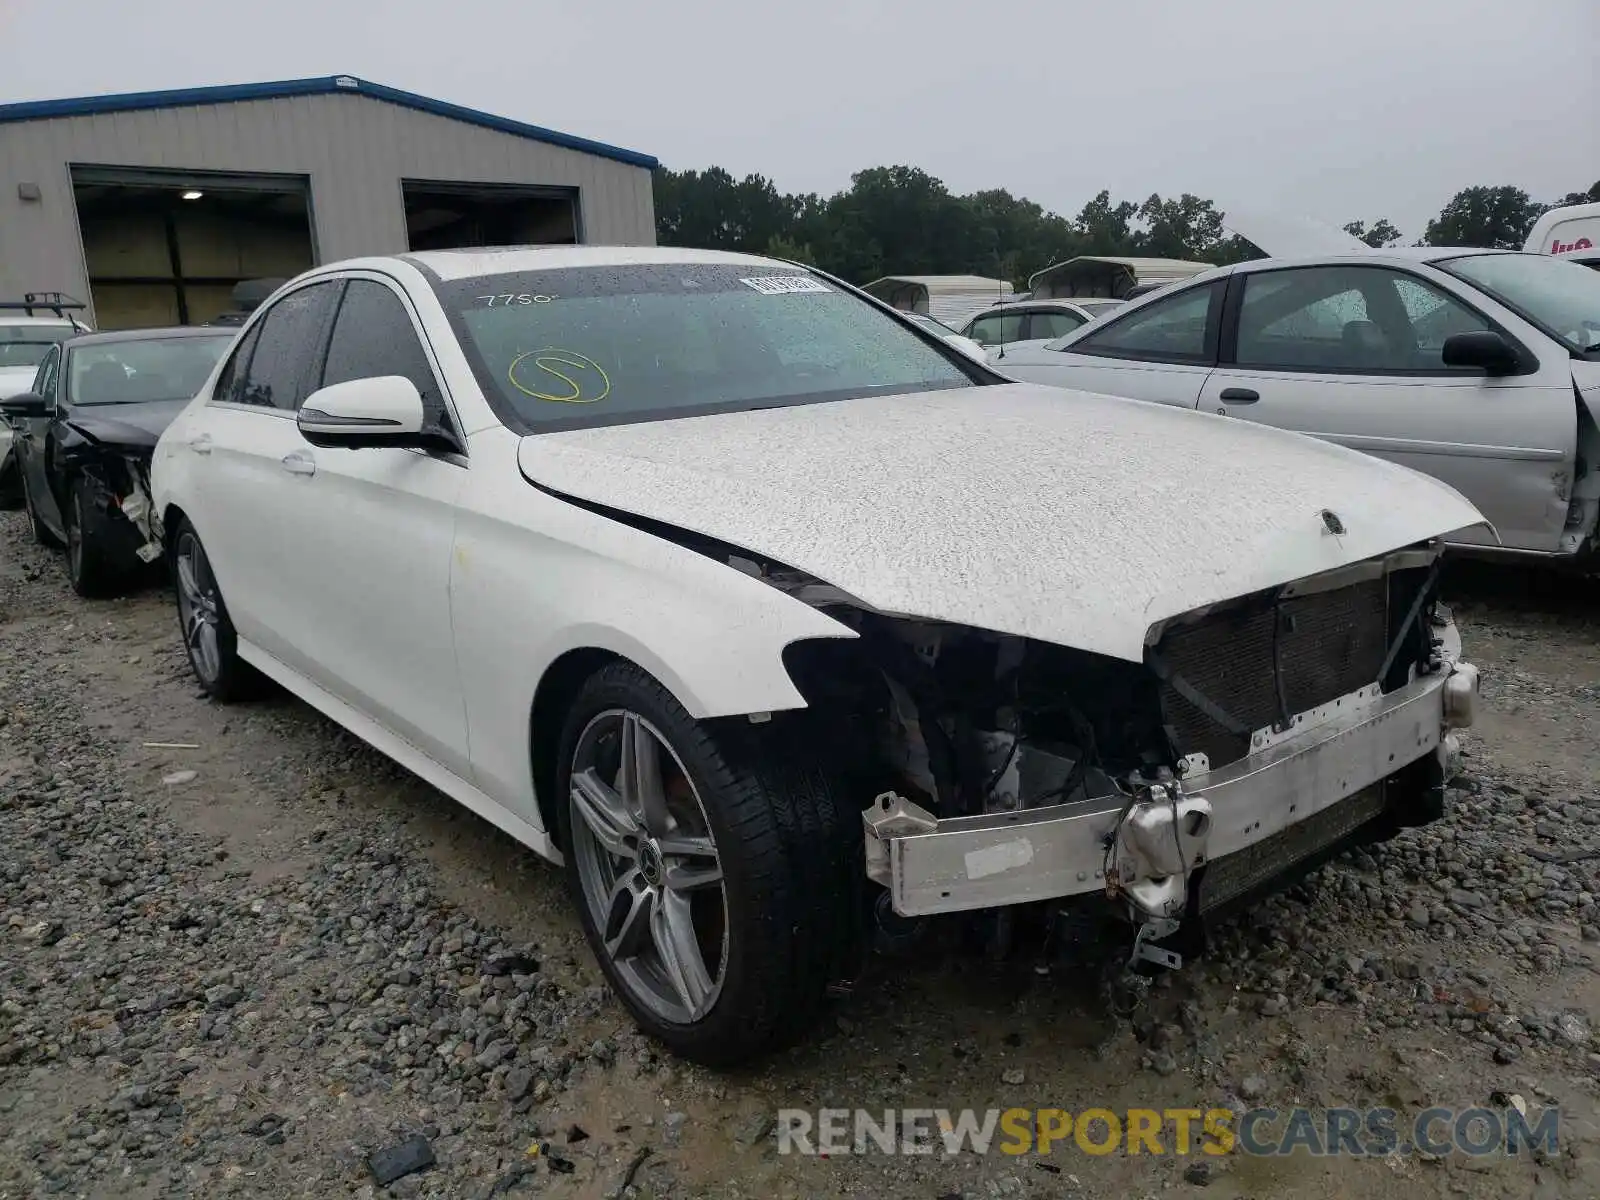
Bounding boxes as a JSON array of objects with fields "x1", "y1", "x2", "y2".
[
  {"x1": 0, "y1": 457, "x2": 22, "y2": 512},
  {"x1": 64, "y1": 475, "x2": 126, "y2": 598},
  {"x1": 20, "y1": 468, "x2": 62, "y2": 548},
  {"x1": 555, "y1": 661, "x2": 860, "y2": 1066},
  {"x1": 171, "y1": 517, "x2": 266, "y2": 701}
]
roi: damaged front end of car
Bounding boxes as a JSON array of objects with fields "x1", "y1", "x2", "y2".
[
  {"x1": 768, "y1": 542, "x2": 1477, "y2": 984},
  {"x1": 58, "y1": 429, "x2": 165, "y2": 565}
]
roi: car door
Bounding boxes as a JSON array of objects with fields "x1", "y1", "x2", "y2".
[
  {"x1": 268, "y1": 274, "x2": 471, "y2": 775},
  {"x1": 995, "y1": 281, "x2": 1225, "y2": 407},
  {"x1": 1197, "y1": 263, "x2": 1578, "y2": 553},
  {"x1": 16, "y1": 345, "x2": 64, "y2": 535},
  {"x1": 180, "y1": 280, "x2": 342, "y2": 656}
]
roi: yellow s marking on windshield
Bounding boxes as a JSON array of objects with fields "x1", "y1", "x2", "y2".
[{"x1": 508, "y1": 349, "x2": 612, "y2": 404}]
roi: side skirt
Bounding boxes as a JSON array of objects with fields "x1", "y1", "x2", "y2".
[{"x1": 236, "y1": 638, "x2": 563, "y2": 866}]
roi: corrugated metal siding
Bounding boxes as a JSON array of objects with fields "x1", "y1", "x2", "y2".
[{"x1": 0, "y1": 92, "x2": 656, "y2": 322}]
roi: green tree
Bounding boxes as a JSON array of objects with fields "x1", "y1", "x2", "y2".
[
  {"x1": 1074, "y1": 190, "x2": 1140, "y2": 255},
  {"x1": 1135, "y1": 193, "x2": 1226, "y2": 259},
  {"x1": 1343, "y1": 218, "x2": 1403, "y2": 247},
  {"x1": 1422, "y1": 186, "x2": 1543, "y2": 249}
]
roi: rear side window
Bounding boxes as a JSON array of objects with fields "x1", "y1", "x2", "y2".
[
  {"x1": 1076, "y1": 283, "x2": 1219, "y2": 363},
  {"x1": 319, "y1": 279, "x2": 451, "y2": 432},
  {"x1": 235, "y1": 282, "x2": 339, "y2": 410},
  {"x1": 1028, "y1": 310, "x2": 1085, "y2": 340},
  {"x1": 210, "y1": 323, "x2": 261, "y2": 406},
  {"x1": 966, "y1": 313, "x2": 1024, "y2": 346}
]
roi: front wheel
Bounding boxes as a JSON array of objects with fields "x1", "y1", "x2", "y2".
[
  {"x1": 556, "y1": 662, "x2": 860, "y2": 1065},
  {"x1": 65, "y1": 475, "x2": 126, "y2": 598},
  {"x1": 172, "y1": 518, "x2": 265, "y2": 701}
]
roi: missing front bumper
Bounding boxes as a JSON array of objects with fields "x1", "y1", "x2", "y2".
[{"x1": 863, "y1": 663, "x2": 1472, "y2": 919}]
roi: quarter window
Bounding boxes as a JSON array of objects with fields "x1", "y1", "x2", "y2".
[
  {"x1": 235, "y1": 282, "x2": 339, "y2": 410},
  {"x1": 319, "y1": 279, "x2": 451, "y2": 433},
  {"x1": 1076, "y1": 283, "x2": 1219, "y2": 363},
  {"x1": 1233, "y1": 266, "x2": 1491, "y2": 372},
  {"x1": 211, "y1": 323, "x2": 261, "y2": 406}
]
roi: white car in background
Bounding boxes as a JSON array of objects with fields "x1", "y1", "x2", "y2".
[
  {"x1": 151, "y1": 246, "x2": 1480, "y2": 1064},
  {"x1": 959, "y1": 298, "x2": 1125, "y2": 350},
  {"x1": 993, "y1": 246, "x2": 1600, "y2": 562},
  {"x1": 897, "y1": 310, "x2": 988, "y2": 361},
  {"x1": 0, "y1": 308, "x2": 89, "y2": 503}
]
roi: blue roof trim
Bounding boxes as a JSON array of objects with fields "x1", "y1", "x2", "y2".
[{"x1": 0, "y1": 74, "x2": 660, "y2": 170}]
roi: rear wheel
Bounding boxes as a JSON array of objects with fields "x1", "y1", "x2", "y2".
[
  {"x1": 556, "y1": 662, "x2": 859, "y2": 1065},
  {"x1": 65, "y1": 476, "x2": 125, "y2": 598},
  {"x1": 172, "y1": 518, "x2": 265, "y2": 701}
]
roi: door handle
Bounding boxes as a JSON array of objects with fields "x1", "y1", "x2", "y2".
[
  {"x1": 1218, "y1": 387, "x2": 1260, "y2": 404},
  {"x1": 188, "y1": 433, "x2": 213, "y2": 454},
  {"x1": 280, "y1": 451, "x2": 316, "y2": 477}
]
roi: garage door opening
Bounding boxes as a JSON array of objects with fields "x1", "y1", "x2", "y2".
[
  {"x1": 72, "y1": 167, "x2": 313, "y2": 329},
  {"x1": 403, "y1": 180, "x2": 577, "y2": 251}
]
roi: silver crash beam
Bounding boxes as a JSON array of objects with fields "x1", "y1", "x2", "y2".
[{"x1": 863, "y1": 659, "x2": 1479, "y2": 919}]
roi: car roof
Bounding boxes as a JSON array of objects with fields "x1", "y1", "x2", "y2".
[
  {"x1": 0, "y1": 315, "x2": 79, "y2": 328},
  {"x1": 66, "y1": 326, "x2": 236, "y2": 347},
  {"x1": 398, "y1": 244, "x2": 790, "y2": 282},
  {"x1": 1217, "y1": 246, "x2": 1519, "y2": 278},
  {"x1": 975, "y1": 299, "x2": 1118, "y2": 315}
]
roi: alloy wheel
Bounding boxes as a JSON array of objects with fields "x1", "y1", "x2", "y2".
[
  {"x1": 568, "y1": 709, "x2": 728, "y2": 1025},
  {"x1": 174, "y1": 531, "x2": 223, "y2": 685}
]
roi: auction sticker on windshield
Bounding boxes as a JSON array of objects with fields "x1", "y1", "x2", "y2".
[{"x1": 739, "y1": 276, "x2": 832, "y2": 295}]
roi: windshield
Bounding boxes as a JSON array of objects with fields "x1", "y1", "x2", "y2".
[
  {"x1": 436, "y1": 264, "x2": 979, "y2": 431},
  {"x1": 1439, "y1": 253, "x2": 1600, "y2": 355},
  {"x1": 0, "y1": 324, "x2": 74, "y2": 369},
  {"x1": 67, "y1": 334, "x2": 233, "y2": 405}
]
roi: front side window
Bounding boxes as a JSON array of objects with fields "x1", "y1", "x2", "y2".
[
  {"x1": 966, "y1": 313, "x2": 1024, "y2": 346},
  {"x1": 1234, "y1": 267, "x2": 1490, "y2": 372},
  {"x1": 319, "y1": 279, "x2": 452, "y2": 434},
  {"x1": 435, "y1": 264, "x2": 978, "y2": 432},
  {"x1": 0, "y1": 324, "x2": 74, "y2": 369},
  {"x1": 1439, "y1": 252, "x2": 1600, "y2": 354},
  {"x1": 1076, "y1": 282, "x2": 1219, "y2": 363},
  {"x1": 236, "y1": 282, "x2": 340, "y2": 410},
  {"x1": 67, "y1": 335, "x2": 234, "y2": 405}
]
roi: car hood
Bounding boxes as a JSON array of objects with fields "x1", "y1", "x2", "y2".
[
  {"x1": 1220, "y1": 207, "x2": 1371, "y2": 257},
  {"x1": 66, "y1": 400, "x2": 188, "y2": 450},
  {"x1": 0, "y1": 367, "x2": 37, "y2": 399},
  {"x1": 516, "y1": 384, "x2": 1486, "y2": 662}
]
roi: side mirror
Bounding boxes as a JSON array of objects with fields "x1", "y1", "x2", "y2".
[
  {"x1": 1442, "y1": 330, "x2": 1521, "y2": 376},
  {"x1": 297, "y1": 376, "x2": 427, "y2": 449},
  {"x1": 0, "y1": 391, "x2": 47, "y2": 419}
]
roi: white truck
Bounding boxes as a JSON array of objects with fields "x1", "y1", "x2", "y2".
[{"x1": 1525, "y1": 201, "x2": 1600, "y2": 270}]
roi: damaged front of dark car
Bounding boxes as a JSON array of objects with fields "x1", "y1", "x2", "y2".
[{"x1": 1, "y1": 326, "x2": 234, "y2": 596}]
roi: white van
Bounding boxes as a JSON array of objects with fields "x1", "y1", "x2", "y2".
[{"x1": 1525, "y1": 202, "x2": 1600, "y2": 269}]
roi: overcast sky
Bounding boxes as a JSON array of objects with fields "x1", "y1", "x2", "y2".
[{"x1": 1, "y1": 0, "x2": 1594, "y2": 239}]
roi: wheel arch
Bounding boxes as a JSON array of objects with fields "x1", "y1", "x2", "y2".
[{"x1": 529, "y1": 645, "x2": 625, "y2": 849}]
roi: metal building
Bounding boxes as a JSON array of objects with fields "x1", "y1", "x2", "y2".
[{"x1": 0, "y1": 75, "x2": 658, "y2": 329}]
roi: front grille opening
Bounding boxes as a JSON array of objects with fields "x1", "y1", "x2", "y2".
[{"x1": 1153, "y1": 565, "x2": 1432, "y2": 772}]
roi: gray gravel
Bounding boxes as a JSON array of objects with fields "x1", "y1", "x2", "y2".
[{"x1": 5, "y1": 518, "x2": 1600, "y2": 1198}]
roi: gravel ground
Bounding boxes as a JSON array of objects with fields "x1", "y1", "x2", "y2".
[{"x1": 5, "y1": 513, "x2": 1600, "y2": 1199}]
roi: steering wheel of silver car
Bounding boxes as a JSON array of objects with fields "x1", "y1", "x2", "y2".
[
  {"x1": 174, "y1": 530, "x2": 222, "y2": 685},
  {"x1": 568, "y1": 709, "x2": 728, "y2": 1025}
]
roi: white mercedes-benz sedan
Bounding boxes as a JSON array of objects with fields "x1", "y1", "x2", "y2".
[{"x1": 150, "y1": 247, "x2": 1482, "y2": 1065}]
